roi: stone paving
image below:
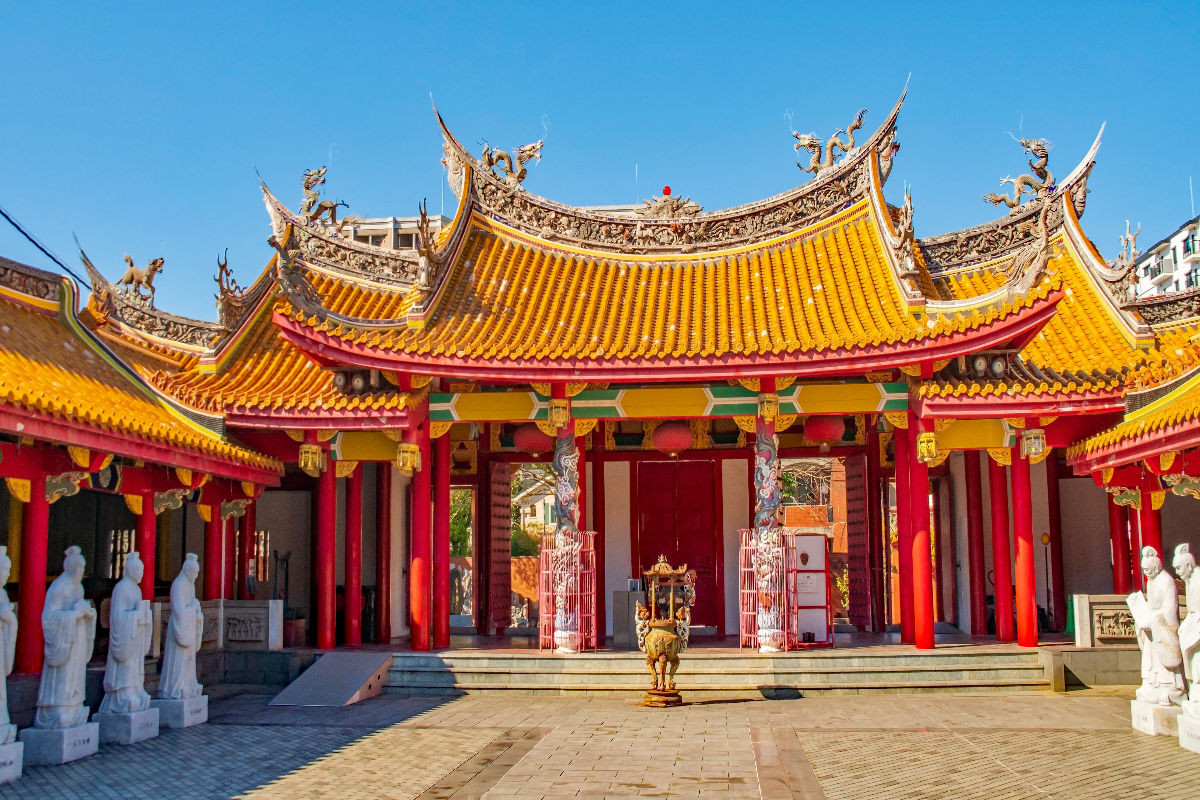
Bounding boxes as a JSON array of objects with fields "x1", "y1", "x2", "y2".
[{"x1": 2, "y1": 688, "x2": 1200, "y2": 799}]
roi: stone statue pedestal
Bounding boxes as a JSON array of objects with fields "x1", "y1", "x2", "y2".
[
  {"x1": 93, "y1": 707, "x2": 159, "y2": 745},
  {"x1": 1131, "y1": 699, "x2": 1181, "y2": 736},
  {"x1": 1178, "y1": 714, "x2": 1200, "y2": 754},
  {"x1": 642, "y1": 689, "x2": 682, "y2": 708},
  {"x1": 0, "y1": 739, "x2": 22, "y2": 784},
  {"x1": 152, "y1": 695, "x2": 207, "y2": 729},
  {"x1": 19, "y1": 722, "x2": 98, "y2": 765}
]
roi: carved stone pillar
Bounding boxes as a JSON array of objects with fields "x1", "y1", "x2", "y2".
[
  {"x1": 550, "y1": 385, "x2": 581, "y2": 653},
  {"x1": 752, "y1": 380, "x2": 784, "y2": 653}
]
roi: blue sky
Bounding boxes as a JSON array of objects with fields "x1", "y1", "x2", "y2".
[{"x1": 2, "y1": 1, "x2": 1198, "y2": 320}]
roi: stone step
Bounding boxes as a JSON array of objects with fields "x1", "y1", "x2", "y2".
[{"x1": 390, "y1": 652, "x2": 1043, "y2": 671}]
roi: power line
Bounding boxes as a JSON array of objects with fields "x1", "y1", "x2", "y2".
[{"x1": 0, "y1": 201, "x2": 94, "y2": 291}]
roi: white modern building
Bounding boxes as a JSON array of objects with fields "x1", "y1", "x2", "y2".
[{"x1": 1134, "y1": 214, "x2": 1200, "y2": 298}]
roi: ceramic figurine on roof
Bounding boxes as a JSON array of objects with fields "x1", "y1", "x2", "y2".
[
  {"x1": 115, "y1": 254, "x2": 164, "y2": 308},
  {"x1": 983, "y1": 137, "x2": 1054, "y2": 210},
  {"x1": 793, "y1": 107, "x2": 868, "y2": 175},
  {"x1": 635, "y1": 188, "x2": 701, "y2": 219},
  {"x1": 480, "y1": 139, "x2": 542, "y2": 189},
  {"x1": 300, "y1": 166, "x2": 358, "y2": 232}
]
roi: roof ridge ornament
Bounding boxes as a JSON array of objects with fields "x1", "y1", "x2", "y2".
[
  {"x1": 635, "y1": 187, "x2": 702, "y2": 219},
  {"x1": 793, "y1": 108, "x2": 868, "y2": 176},
  {"x1": 479, "y1": 139, "x2": 543, "y2": 190},
  {"x1": 300, "y1": 166, "x2": 360, "y2": 233},
  {"x1": 214, "y1": 248, "x2": 250, "y2": 329},
  {"x1": 983, "y1": 137, "x2": 1054, "y2": 211}
]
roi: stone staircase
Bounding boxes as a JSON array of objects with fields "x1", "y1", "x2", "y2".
[{"x1": 385, "y1": 648, "x2": 1052, "y2": 698}]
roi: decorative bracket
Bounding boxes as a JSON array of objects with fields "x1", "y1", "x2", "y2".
[
  {"x1": 153, "y1": 488, "x2": 190, "y2": 515},
  {"x1": 758, "y1": 393, "x2": 780, "y2": 423},
  {"x1": 46, "y1": 471, "x2": 88, "y2": 504},
  {"x1": 916, "y1": 431, "x2": 939, "y2": 464},
  {"x1": 548, "y1": 397, "x2": 570, "y2": 429},
  {"x1": 987, "y1": 448, "x2": 1012, "y2": 467},
  {"x1": 335, "y1": 460, "x2": 359, "y2": 479}
]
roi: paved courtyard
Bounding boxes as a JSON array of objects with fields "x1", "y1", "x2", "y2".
[{"x1": 2, "y1": 688, "x2": 1198, "y2": 799}]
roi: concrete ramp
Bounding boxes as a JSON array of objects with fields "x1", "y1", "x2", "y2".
[{"x1": 270, "y1": 652, "x2": 392, "y2": 707}]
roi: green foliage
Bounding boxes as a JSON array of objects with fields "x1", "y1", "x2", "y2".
[
  {"x1": 449, "y1": 488, "x2": 473, "y2": 557},
  {"x1": 511, "y1": 526, "x2": 540, "y2": 557}
]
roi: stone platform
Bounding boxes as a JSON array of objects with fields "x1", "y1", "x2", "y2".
[
  {"x1": 384, "y1": 639, "x2": 1054, "y2": 699},
  {"x1": 1131, "y1": 699, "x2": 1181, "y2": 736},
  {"x1": 94, "y1": 707, "x2": 159, "y2": 745},
  {"x1": 1179, "y1": 713, "x2": 1200, "y2": 753},
  {"x1": 0, "y1": 740, "x2": 21, "y2": 784},
  {"x1": 151, "y1": 695, "x2": 207, "y2": 729},
  {"x1": 19, "y1": 721, "x2": 98, "y2": 765}
]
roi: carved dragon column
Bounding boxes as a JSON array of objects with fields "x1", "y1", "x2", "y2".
[
  {"x1": 549, "y1": 383, "x2": 582, "y2": 653},
  {"x1": 753, "y1": 379, "x2": 785, "y2": 653}
]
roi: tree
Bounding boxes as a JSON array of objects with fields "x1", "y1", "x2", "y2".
[{"x1": 449, "y1": 488, "x2": 473, "y2": 557}]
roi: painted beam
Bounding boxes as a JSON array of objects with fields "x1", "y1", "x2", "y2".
[{"x1": 429, "y1": 382, "x2": 908, "y2": 423}]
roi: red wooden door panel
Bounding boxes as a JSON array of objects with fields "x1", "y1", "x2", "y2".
[{"x1": 635, "y1": 460, "x2": 720, "y2": 626}]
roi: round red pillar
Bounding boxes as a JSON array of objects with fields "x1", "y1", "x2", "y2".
[
  {"x1": 15, "y1": 477, "x2": 49, "y2": 674},
  {"x1": 375, "y1": 464, "x2": 393, "y2": 644},
  {"x1": 1010, "y1": 447, "x2": 1037, "y2": 647},
  {"x1": 1138, "y1": 501, "x2": 1163, "y2": 562},
  {"x1": 894, "y1": 424, "x2": 913, "y2": 642},
  {"x1": 592, "y1": 441, "x2": 607, "y2": 640},
  {"x1": 238, "y1": 502, "x2": 256, "y2": 600},
  {"x1": 203, "y1": 511, "x2": 223, "y2": 601},
  {"x1": 409, "y1": 422, "x2": 433, "y2": 652},
  {"x1": 965, "y1": 452, "x2": 988, "y2": 635},
  {"x1": 136, "y1": 495, "x2": 157, "y2": 601},
  {"x1": 432, "y1": 435, "x2": 451, "y2": 649},
  {"x1": 988, "y1": 457, "x2": 1015, "y2": 642},
  {"x1": 344, "y1": 464, "x2": 363, "y2": 646},
  {"x1": 1108, "y1": 497, "x2": 1131, "y2": 594},
  {"x1": 315, "y1": 461, "x2": 337, "y2": 650},
  {"x1": 223, "y1": 514, "x2": 236, "y2": 601},
  {"x1": 865, "y1": 430, "x2": 886, "y2": 631},
  {"x1": 1129, "y1": 509, "x2": 1143, "y2": 591},
  {"x1": 908, "y1": 421, "x2": 934, "y2": 650}
]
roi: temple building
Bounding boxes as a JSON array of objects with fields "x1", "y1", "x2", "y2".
[{"x1": 3, "y1": 91, "x2": 1197, "y2": 677}]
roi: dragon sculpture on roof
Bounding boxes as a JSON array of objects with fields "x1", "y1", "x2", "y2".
[
  {"x1": 300, "y1": 167, "x2": 359, "y2": 232},
  {"x1": 983, "y1": 138, "x2": 1054, "y2": 210},
  {"x1": 480, "y1": 140, "x2": 543, "y2": 190},
  {"x1": 793, "y1": 108, "x2": 868, "y2": 175}
]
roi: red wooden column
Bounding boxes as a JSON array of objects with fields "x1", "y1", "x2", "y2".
[
  {"x1": 315, "y1": 458, "x2": 337, "y2": 650},
  {"x1": 237, "y1": 501, "x2": 256, "y2": 600},
  {"x1": 375, "y1": 464, "x2": 393, "y2": 643},
  {"x1": 409, "y1": 414, "x2": 433, "y2": 652},
  {"x1": 908, "y1": 417, "x2": 934, "y2": 650},
  {"x1": 203, "y1": 512, "x2": 223, "y2": 601},
  {"x1": 1043, "y1": 455, "x2": 1067, "y2": 629},
  {"x1": 865, "y1": 429, "x2": 885, "y2": 631},
  {"x1": 15, "y1": 471, "x2": 49, "y2": 674},
  {"x1": 1129, "y1": 507, "x2": 1143, "y2": 591},
  {"x1": 894, "y1": 422, "x2": 913, "y2": 642},
  {"x1": 223, "y1": 513, "x2": 236, "y2": 601},
  {"x1": 136, "y1": 493, "x2": 157, "y2": 601},
  {"x1": 432, "y1": 434, "x2": 451, "y2": 649},
  {"x1": 1010, "y1": 442, "x2": 1037, "y2": 648},
  {"x1": 345, "y1": 463, "x2": 364, "y2": 646},
  {"x1": 931, "y1": 479, "x2": 944, "y2": 622},
  {"x1": 965, "y1": 452, "x2": 988, "y2": 635},
  {"x1": 592, "y1": 439, "x2": 607, "y2": 640},
  {"x1": 1138, "y1": 499, "x2": 1164, "y2": 561},
  {"x1": 1108, "y1": 497, "x2": 1131, "y2": 594},
  {"x1": 988, "y1": 456, "x2": 1015, "y2": 642},
  {"x1": 576, "y1": 434, "x2": 588, "y2": 530}
]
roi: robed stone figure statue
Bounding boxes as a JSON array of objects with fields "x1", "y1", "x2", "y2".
[
  {"x1": 97, "y1": 552, "x2": 153, "y2": 715},
  {"x1": 34, "y1": 546, "x2": 96, "y2": 729},
  {"x1": 1174, "y1": 543, "x2": 1200, "y2": 716},
  {"x1": 1128, "y1": 546, "x2": 1186, "y2": 706},
  {"x1": 0, "y1": 547, "x2": 16, "y2": 743},
  {"x1": 158, "y1": 554, "x2": 203, "y2": 700}
]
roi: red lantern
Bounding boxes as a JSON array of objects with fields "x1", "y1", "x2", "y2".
[
  {"x1": 513, "y1": 422, "x2": 554, "y2": 455},
  {"x1": 652, "y1": 420, "x2": 692, "y2": 456},
  {"x1": 803, "y1": 415, "x2": 845, "y2": 444},
  {"x1": 662, "y1": 185, "x2": 671, "y2": 196}
]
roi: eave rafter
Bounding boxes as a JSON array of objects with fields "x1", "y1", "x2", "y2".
[{"x1": 273, "y1": 289, "x2": 1062, "y2": 383}]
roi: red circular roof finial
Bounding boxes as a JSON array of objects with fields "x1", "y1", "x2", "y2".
[{"x1": 662, "y1": 185, "x2": 671, "y2": 196}]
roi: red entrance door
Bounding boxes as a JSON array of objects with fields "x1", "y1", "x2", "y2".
[{"x1": 636, "y1": 460, "x2": 721, "y2": 628}]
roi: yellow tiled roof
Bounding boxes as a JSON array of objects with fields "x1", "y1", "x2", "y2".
[
  {"x1": 0, "y1": 287, "x2": 280, "y2": 474},
  {"x1": 292, "y1": 200, "x2": 1057, "y2": 366},
  {"x1": 1070, "y1": 378, "x2": 1200, "y2": 458},
  {"x1": 156, "y1": 282, "x2": 412, "y2": 417}
]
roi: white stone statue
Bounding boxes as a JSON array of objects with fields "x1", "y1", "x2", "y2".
[
  {"x1": 97, "y1": 552, "x2": 153, "y2": 715},
  {"x1": 1174, "y1": 543, "x2": 1200, "y2": 717},
  {"x1": 34, "y1": 546, "x2": 96, "y2": 729},
  {"x1": 1128, "y1": 546, "x2": 1186, "y2": 706},
  {"x1": 158, "y1": 554, "x2": 204, "y2": 700},
  {"x1": 0, "y1": 547, "x2": 16, "y2": 744}
]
